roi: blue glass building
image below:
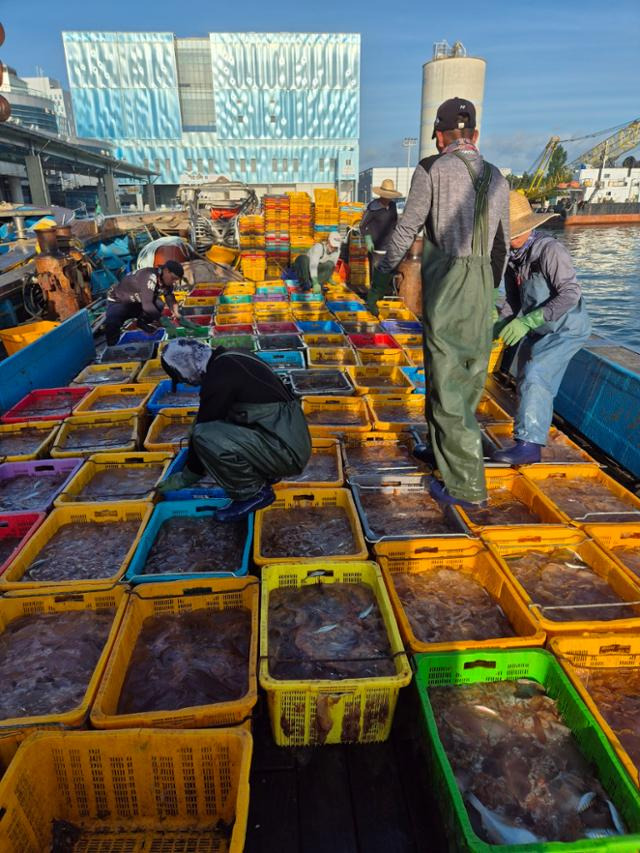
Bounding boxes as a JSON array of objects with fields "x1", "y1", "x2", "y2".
[{"x1": 63, "y1": 32, "x2": 360, "y2": 202}]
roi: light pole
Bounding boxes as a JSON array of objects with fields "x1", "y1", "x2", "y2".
[{"x1": 402, "y1": 137, "x2": 417, "y2": 198}]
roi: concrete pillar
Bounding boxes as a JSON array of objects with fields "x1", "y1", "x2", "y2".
[
  {"x1": 143, "y1": 182, "x2": 157, "y2": 211},
  {"x1": 7, "y1": 176, "x2": 24, "y2": 204},
  {"x1": 99, "y1": 170, "x2": 121, "y2": 215},
  {"x1": 25, "y1": 153, "x2": 50, "y2": 207}
]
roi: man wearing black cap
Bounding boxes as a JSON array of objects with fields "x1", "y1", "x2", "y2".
[
  {"x1": 104, "y1": 260, "x2": 184, "y2": 345},
  {"x1": 369, "y1": 97, "x2": 509, "y2": 510}
]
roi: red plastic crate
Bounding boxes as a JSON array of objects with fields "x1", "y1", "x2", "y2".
[
  {"x1": 256, "y1": 322, "x2": 299, "y2": 335},
  {"x1": 0, "y1": 512, "x2": 46, "y2": 575},
  {"x1": 190, "y1": 287, "x2": 223, "y2": 297},
  {"x1": 1, "y1": 387, "x2": 91, "y2": 424},
  {"x1": 212, "y1": 324, "x2": 253, "y2": 335},
  {"x1": 347, "y1": 334, "x2": 401, "y2": 350}
]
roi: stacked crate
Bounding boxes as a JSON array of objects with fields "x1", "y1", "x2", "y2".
[
  {"x1": 288, "y1": 191, "x2": 314, "y2": 261},
  {"x1": 239, "y1": 214, "x2": 267, "y2": 282},
  {"x1": 263, "y1": 194, "x2": 290, "y2": 278},
  {"x1": 313, "y1": 188, "x2": 339, "y2": 242},
  {"x1": 348, "y1": 229, "x2": 370, "y2": 288}
]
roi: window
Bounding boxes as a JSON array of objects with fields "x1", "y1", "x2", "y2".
[
  {"x1": 143, "y1": 158, "x2": 149, "y2": 170},
  {"x1": 237, "y1": 115, "x2": 244, "y2": 123},
  {"x1": 319, "y1": 157, "x2": 325, "y2": 171},
  {"x1": 186, "y1": 158, "x2": 193, "y2": 172},
  {"x1": 330, "y1": 158, "x2": 336, "y2": 172},
  {"x1": 283, "y1": 158, "x2": 288, "y2": 172},
  {"x1": 240, "y1": 158, "x2": 246, "y2": 171},
  {"x1": 270, "y1": 115, "x2": 276, "y2": 123},
  {"x1": 165, "y1": 159, "x2": 171, "y2": 173},
  {"x1": 196, "y1": 158, "x2": 204, "y2": 173},
  {"x1": 229, "y1": 158, "x2": 235, "y2": 172},
  {"x1": 272, "y1": 158, "x2": 278, "y2": 172},
  {"x1": 250, "y1": 158, "x2": 257, "y2": 173},
  {"x1": 293, "y1": 158, "x2": 299, "y2": 172},
  {"x1": 155, "y1": 159, "x2": 161, "y2": 174},
  {"x1": 346, "y1": 158, "x2": 352, "y2": 166},
  {"x1": 175, "y1": 38, "x2": 216, "y2": 131}
]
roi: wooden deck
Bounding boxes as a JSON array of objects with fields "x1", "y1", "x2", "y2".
[{"x1": 245, "y1": 689, "x2": 447, "y2": 853}]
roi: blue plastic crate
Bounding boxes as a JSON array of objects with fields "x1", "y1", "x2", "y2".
[
  {"x1": 158, "y1": 448, "x2": 227, "y2": 500},
  {"x1": 296, "y1": 320, "x2": 342, "y2": 334},
  {"x1": 327, "y1": 300, "x2": 364, "y2": 312},
  {"x1": 256, "y1": 349, "x2": 305, "y2": 369},
  {"x1": 118, "y1": 329, "x2": 166, "y2": 344},
  {"x1": 290, "y1": 292, "x2": 323, "y2": 302},
  {"x1": 124, "y1": 499, "x2": 252, "y2": 583},
  {"x1": 381, "y1": 320, "x2": 423, "y2": 335},
  {"x1": 147, "y1": 380, "x2": 201, "y2": 416},
  {"x1": 402, "y1": 367, "x2": 425, "y2": 394}
]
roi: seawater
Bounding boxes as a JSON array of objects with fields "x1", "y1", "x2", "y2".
[{"x1": 552, "y1": 225, "x2": 640, "y2": 350}]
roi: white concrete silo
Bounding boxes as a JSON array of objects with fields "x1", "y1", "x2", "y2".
[{"x1": 419, "y1": 41, "x2": 486, "y2": 160}]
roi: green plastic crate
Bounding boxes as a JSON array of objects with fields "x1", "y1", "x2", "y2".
[{"x1": 414, "y1": 648, "x2": 640, "y2": 852}]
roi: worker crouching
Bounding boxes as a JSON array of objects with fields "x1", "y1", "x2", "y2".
[
  {"x1": 157, "y1": 340, "x2": 312, "y2": 521},
  {"x1": 492, "y1": 192, "x2": 591, "y2": 464}
]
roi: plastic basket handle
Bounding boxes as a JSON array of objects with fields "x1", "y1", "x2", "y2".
[{"x1": 463, "y1": 659, "x2": 497, "y2": 670}]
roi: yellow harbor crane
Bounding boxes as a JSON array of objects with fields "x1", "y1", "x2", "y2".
[{"x1": 524, "y1": 118, "x2": 640, "y2": 198}]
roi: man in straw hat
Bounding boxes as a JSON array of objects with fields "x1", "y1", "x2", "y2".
[
  {"x1": 491, "y1": 191, "x2": 591, "y2": 464},
  {"x1": 360, "y1": 178, "x2": 402, "y2": 271},
  {"x1": 368, "y1": 96, "x2": 509, "y2": 509}
]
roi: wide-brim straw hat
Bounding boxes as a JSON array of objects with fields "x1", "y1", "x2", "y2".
[
  {"x1": 510, "y1": 190, "x2": 558, "y2": 239},
  {"x1": 372, "y1": 178, "x2": 403, "y2": 199}
]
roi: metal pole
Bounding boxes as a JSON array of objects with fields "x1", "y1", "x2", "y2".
[{"x1": 402, "y1": 137, "x2": 417, "y2": 198}]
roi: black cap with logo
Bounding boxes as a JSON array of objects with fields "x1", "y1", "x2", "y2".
[{"x1": 432, "y1": 97, "x2": 477, "y2": 139}]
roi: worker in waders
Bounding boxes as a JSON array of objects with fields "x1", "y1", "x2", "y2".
[
  {"x1": 156, "y1": 339, "x2": 312, "y2": 521},
  {"x1": 370, "y1": 97, "x2": 510, "y2": 508},
  {"x1": 360, "y1": 178, "x2": 402, "y2": 272},
  {"x1": 292, "y1": 231, "x2": 342, "y2": 292},
  {"x1": 491, "y1": 192, "x2": 591, "y2": 464}
]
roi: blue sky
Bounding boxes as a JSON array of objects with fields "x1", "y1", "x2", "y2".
[{"x1": 2, "y1": 0, "x2": 639, "y2": 172}]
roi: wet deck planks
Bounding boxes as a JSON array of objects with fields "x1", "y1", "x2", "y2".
[{"x1": 245, "y1": 691, "x2": 446, "y2": 853}]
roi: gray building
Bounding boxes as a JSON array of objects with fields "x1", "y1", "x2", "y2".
[
  {"x1": 22, "y1": 75, "x2": 75, "y2": 138},
  {"x1": 0, "y1": 65, "x2": 60, "y2": 134}
]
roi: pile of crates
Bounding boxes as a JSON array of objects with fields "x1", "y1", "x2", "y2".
[
  {"x1": 288, "y1": 191, "x2": 314, "y2": 260},
  {"x1": 313, "y1": 188, "x2": 339, "y2": 242},
  {"x1": 3, "y1": 211, "x2": 640, "y2": 850},
  {"x1": 263, "y1": 194, "x2": 290, "y2": 278}
]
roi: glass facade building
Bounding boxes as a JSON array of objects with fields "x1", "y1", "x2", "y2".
[{"x1": 63, "y1": 31, "x2": 360, "y2": 197}]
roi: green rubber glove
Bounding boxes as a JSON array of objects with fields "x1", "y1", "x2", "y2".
[
  {"x1": 500, "y1": 308, "x2": 545, "y2": 346},
  {"x1": 179, "y1": 317, "x2": 204, "y2": 333},
  {"x1": 159, "y1": 316, "x2": 179, "y2": 339},
  {"x1": 156, "y1": 467, "x2": 202, "y2": 495},
  {"x1": 364, "y1": 234, "x2": 375, "y2": 252},
  {"x1": 311, "y1": 280, "x2": 322, "y2": 294}
]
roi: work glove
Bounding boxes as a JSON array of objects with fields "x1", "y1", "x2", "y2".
[
  {"x1": 500, "y1": 308, "x2": 545, "y2": 347},
  {"x1": 311, "y1": 278, "x2": 322, "y2": 294},
  {"x1": 364, "y1": 234, "x2": 375, "y2": 252},
  {"x1": 158, "y1": 316, "x2": 179, "y2": 339},
  {"x1": 178, "y1": 317, "x2": 205, "y2": 333},
  {"x1": 156, "y1": 467, "x2": 202, "y2": 495},
  {"x1": 365, "y1": 270, "x2": 393, "y2": 316}
]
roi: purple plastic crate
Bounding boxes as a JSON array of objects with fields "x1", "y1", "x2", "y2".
[
  {"x1": 0, "y1": 458, "x2": 84, "y2": 513},
  {"x1": 256, "y1": 322, "x2": 300, "y2": 335}
]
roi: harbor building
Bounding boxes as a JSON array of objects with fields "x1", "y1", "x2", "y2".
[
  {"x1": 0, "y1": 65, "x2": 61, "y2": 135},
  {"x1": 63, "y1": 31, "x2": 361, "y2": 205}
]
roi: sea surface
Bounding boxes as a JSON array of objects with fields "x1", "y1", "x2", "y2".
[{"x1": 551, "y1": 225, "x2": 640, "y2": 350}]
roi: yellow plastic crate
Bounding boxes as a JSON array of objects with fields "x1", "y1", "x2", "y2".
[
  {"x1": 91, "y1": 578, "x2": 259, "y2": 730},
  {"x1": 0, "y1": 501, "x2": 153, "y2": 591},
  {"x1": 402, "y1": 346, "x2": 424, "y2": 367},
  {"x1": 585, "y1": 523, "x2": 640, "y2": 588},
  {"x1": 486, "y1": 423, "x2": 598, "y2": 465},
  {"x1": 302, "y1": 334, "x2": 348, "y2": 348},
  {"x1": 0, "y1": 320, "x2": 59, "y2": 355},
  {"x1": 254, "y1": 487, "x2": 368, "y2": 566},
  {"x1": 550, "y1": 633, "x2": 640, "y2": 787},
  {"x1": 307, "y1": 346, "x2": 358, "y2": 367},
  {"x1": 73, "y1": 382, "x2": 156, "y2": 416},
  {"x1": 365, "y1": 393, "x2": 425, "y2": 432},
  {"x1": 489, "y1": 338, "x2": 505, "y2": 372},
  {"x1": 72, "y1": 361, "x2": 142, "y2": 386},
  {"x1": 136, "y1": 358, "x2": 168, "y2": 382},
  {"x1": 378, "y1": 306, "x2": 417, "y2": 322},
  {"x1": 334, "y1": 310, "x2": 378, "y2": 324},
  {"x1": 216, "y1": 302, "x2": 254, "y2": 315},
  {"x1": 292, "y1": 307, "x2": 332, "y2": 321},
  {"x1": 54, "y1": 451, "x2": 172, "y2": 505},
  {"x1": 476, "y1": 393, "x2": 512, "y2": 426},
  {"x1": 258, "y1": 560, "x2": 411, "y2": 745},
  {"x1": 144, "y1": 408, "x2": 197, "y2": 452},
  {"x1": 375, "y1": 537, "x2": 545, "y2": 653},
  {"x1": 482, "y1": 525, "x2": 640, "y2": 636},
  {"x1": 391, "y1": 333, "x2": 423, "y2": 348},
  {"x1": 345, "y1": 366, "x2": 415, "y2": 396},
  {"x1": 278, "y1": 437, "x2": 344, "y2": 489},
  {"x1": 0, "y1": 586, "x2": 126, "y2": 730},
  {"x1": 0, "y1": 420, "x2": 59, "y2": 462},
  {"x1": 521, "y1": 463, "x2": 640, "y2": 525},
  {"x1": 359, "y1": 348, "x2": 410, "y2": 367},
  {"x1": 52, "y1": 412, "x2": 141, "y2": 457},
  {"x1": 214, "y1": 312, "x2": 254, "y2": 326},
  {"x1": 0, "y1": 728, "x2": 252, "y2": 853},
  {"x1": 456, "y1": 467, "x2": 567, "y2": 533},
  {"x1": 302, "y1": 395, "x2": 371, "y2": 437},
  {"x1": 183, "y1": 295, "x2": 219, "y2": 308}
]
